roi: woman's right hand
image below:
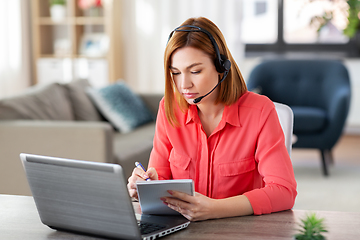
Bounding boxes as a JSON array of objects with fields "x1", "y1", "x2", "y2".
[{"x1": 127, "y1": 167, "x2": 158, "y2": 200}]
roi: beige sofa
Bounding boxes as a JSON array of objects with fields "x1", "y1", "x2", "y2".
[{"x1": 0, "y1": 80, "x2": 162, "y2": 196}]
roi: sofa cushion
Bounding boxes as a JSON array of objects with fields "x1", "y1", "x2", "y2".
[
  {"x1": 291, "y1": 106, "x2": 327, "y2": 133},
  {"x1": 87, "y1": 81, "x2": 154, "y2": 133},
  {"x1": 0, "y1": 82, "x2": 74, "y2": 120},
  {"x1": 64, "y1": 79, "x2": 102, "y2": 121}
]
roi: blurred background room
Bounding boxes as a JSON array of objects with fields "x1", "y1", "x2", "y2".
[{"x1": 0, "y1": 0, "x2": 359, "y2": 212}]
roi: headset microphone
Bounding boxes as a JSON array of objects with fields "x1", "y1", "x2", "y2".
[{"x1": 193, "y1": 70, "x2": 229, "y2": 104}]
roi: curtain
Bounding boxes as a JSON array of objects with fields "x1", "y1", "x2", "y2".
[
  {"x1": 121, "y1": 0, "x2": 244, "y2": 93},
  {"x1": 0, "y1": 0, "x2": 31, "y2": 98}
]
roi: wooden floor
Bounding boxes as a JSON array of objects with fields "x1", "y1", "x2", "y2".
[{"x1": 291, "y1": 134, "x2": 360, "y2": 166}]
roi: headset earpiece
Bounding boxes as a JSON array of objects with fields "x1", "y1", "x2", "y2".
[{"x1": 215, "y1": 54, "x2": 231, "y2": 73}]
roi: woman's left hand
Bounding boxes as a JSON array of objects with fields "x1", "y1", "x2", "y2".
[{"x1": 161, "y1": 190, "x2": 217, "y2": 221}]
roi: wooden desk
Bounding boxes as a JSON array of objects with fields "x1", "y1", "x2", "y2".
[{"x1": 1, "y1": 194, "x2": 359, "y2": 240}]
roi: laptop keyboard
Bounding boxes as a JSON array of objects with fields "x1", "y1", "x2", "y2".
[{"x1": 138, "y1": 221, "x2": 167, "y2": 235}]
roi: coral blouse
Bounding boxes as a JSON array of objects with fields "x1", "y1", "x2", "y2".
[{"x1": 148, "y1": 91, "x2": 297, "y2": 215}]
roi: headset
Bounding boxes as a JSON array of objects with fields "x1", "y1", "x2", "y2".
[{"x1": 167, "y1": 25, "x2": 231, "y2": 103}]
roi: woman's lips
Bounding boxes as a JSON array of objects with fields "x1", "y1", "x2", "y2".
[{"x1": 183, "y1": 93, "x2": 198, "y2": 99}]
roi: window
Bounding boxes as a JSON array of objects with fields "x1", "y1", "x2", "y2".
[
  {"x1": 284, "y1": 0, "x2": 348, "y2": 44},
  {"x1": 243, "y1": 0, "x2": 355, "y2": 57}
]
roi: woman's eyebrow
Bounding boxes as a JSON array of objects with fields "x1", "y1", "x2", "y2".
[
  {"x1": 169, "y1": 66, "x2": 178, "y2": 71},
  {"x1": 186, "y1": 63, "x2": 202, "y2": 69},
  {"x1": 170, "y1": 62, "x2": 203, "y2": 70}
]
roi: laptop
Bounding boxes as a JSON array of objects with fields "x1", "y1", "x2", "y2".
[{"x1": 20, "y1": 153, "x2": 190, "y2": 240}]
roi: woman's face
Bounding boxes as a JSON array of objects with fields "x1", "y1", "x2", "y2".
[{"x1": 170, "y1": 46, "x2": 219, "y2": 105}]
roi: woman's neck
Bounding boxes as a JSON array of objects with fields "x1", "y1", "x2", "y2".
[
  {"x1": 197, "y1": 102, "x2": 224, "y2": 119},
  {"x1": 197, "y1": 102, "x2": 225, "y2": 137}
]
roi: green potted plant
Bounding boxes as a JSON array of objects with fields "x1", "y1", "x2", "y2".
[
  {"x1": 49, "y1": 0, "x2": 66, "y2": 5},
  {"x1": 49, "y1": 0, "x2": 67, "y2": 22},
  {"x1": 294, "y1": 213, "x2": 328, "y2": 240},
  {"x1": 343, "y1": 0, "x2": 360, "y2": 38},
  {"x1": 343, "y1": 0, "x2": 360, "y2": 55}
]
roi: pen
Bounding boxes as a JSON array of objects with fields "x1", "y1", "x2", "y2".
[{"x1": 135, "y1": 162, "x2": 150, "y2": 181}]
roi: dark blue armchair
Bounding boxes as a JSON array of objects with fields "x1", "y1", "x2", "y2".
[{"x1": 247, "y1": 59, "x2": 351, "y2": 176}]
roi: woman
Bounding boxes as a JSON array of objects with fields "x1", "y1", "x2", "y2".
[{"x1": 128, "y1": 17, "x2": 297, "y2": 221}]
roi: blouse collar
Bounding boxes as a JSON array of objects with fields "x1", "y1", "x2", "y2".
[{"x1": 184, "y1": 94, "x2": 245, "y2": 128}]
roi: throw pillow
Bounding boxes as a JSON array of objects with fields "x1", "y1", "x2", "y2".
[
  {"x1": 87, "y1": 81, "x2": 154, "y2": 133},
  {"x1": 0, "y1": 82, "x2": 74, "y2": 120},
  {"x1": 63, "y1": 79, "x2": 102, "y2": 121}
]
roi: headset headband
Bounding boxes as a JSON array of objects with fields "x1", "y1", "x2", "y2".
[{"x1": 167, "y1": 25, "x2": 231, "y2": 73}]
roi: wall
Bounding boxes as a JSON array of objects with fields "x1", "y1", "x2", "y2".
[{"x1": 343, "y1": 59, "x2": 360, "y2": 134}]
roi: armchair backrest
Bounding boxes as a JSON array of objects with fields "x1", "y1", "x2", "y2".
[{"x1": 247, "y1": 60, "x2": 350, "y2": 110}]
